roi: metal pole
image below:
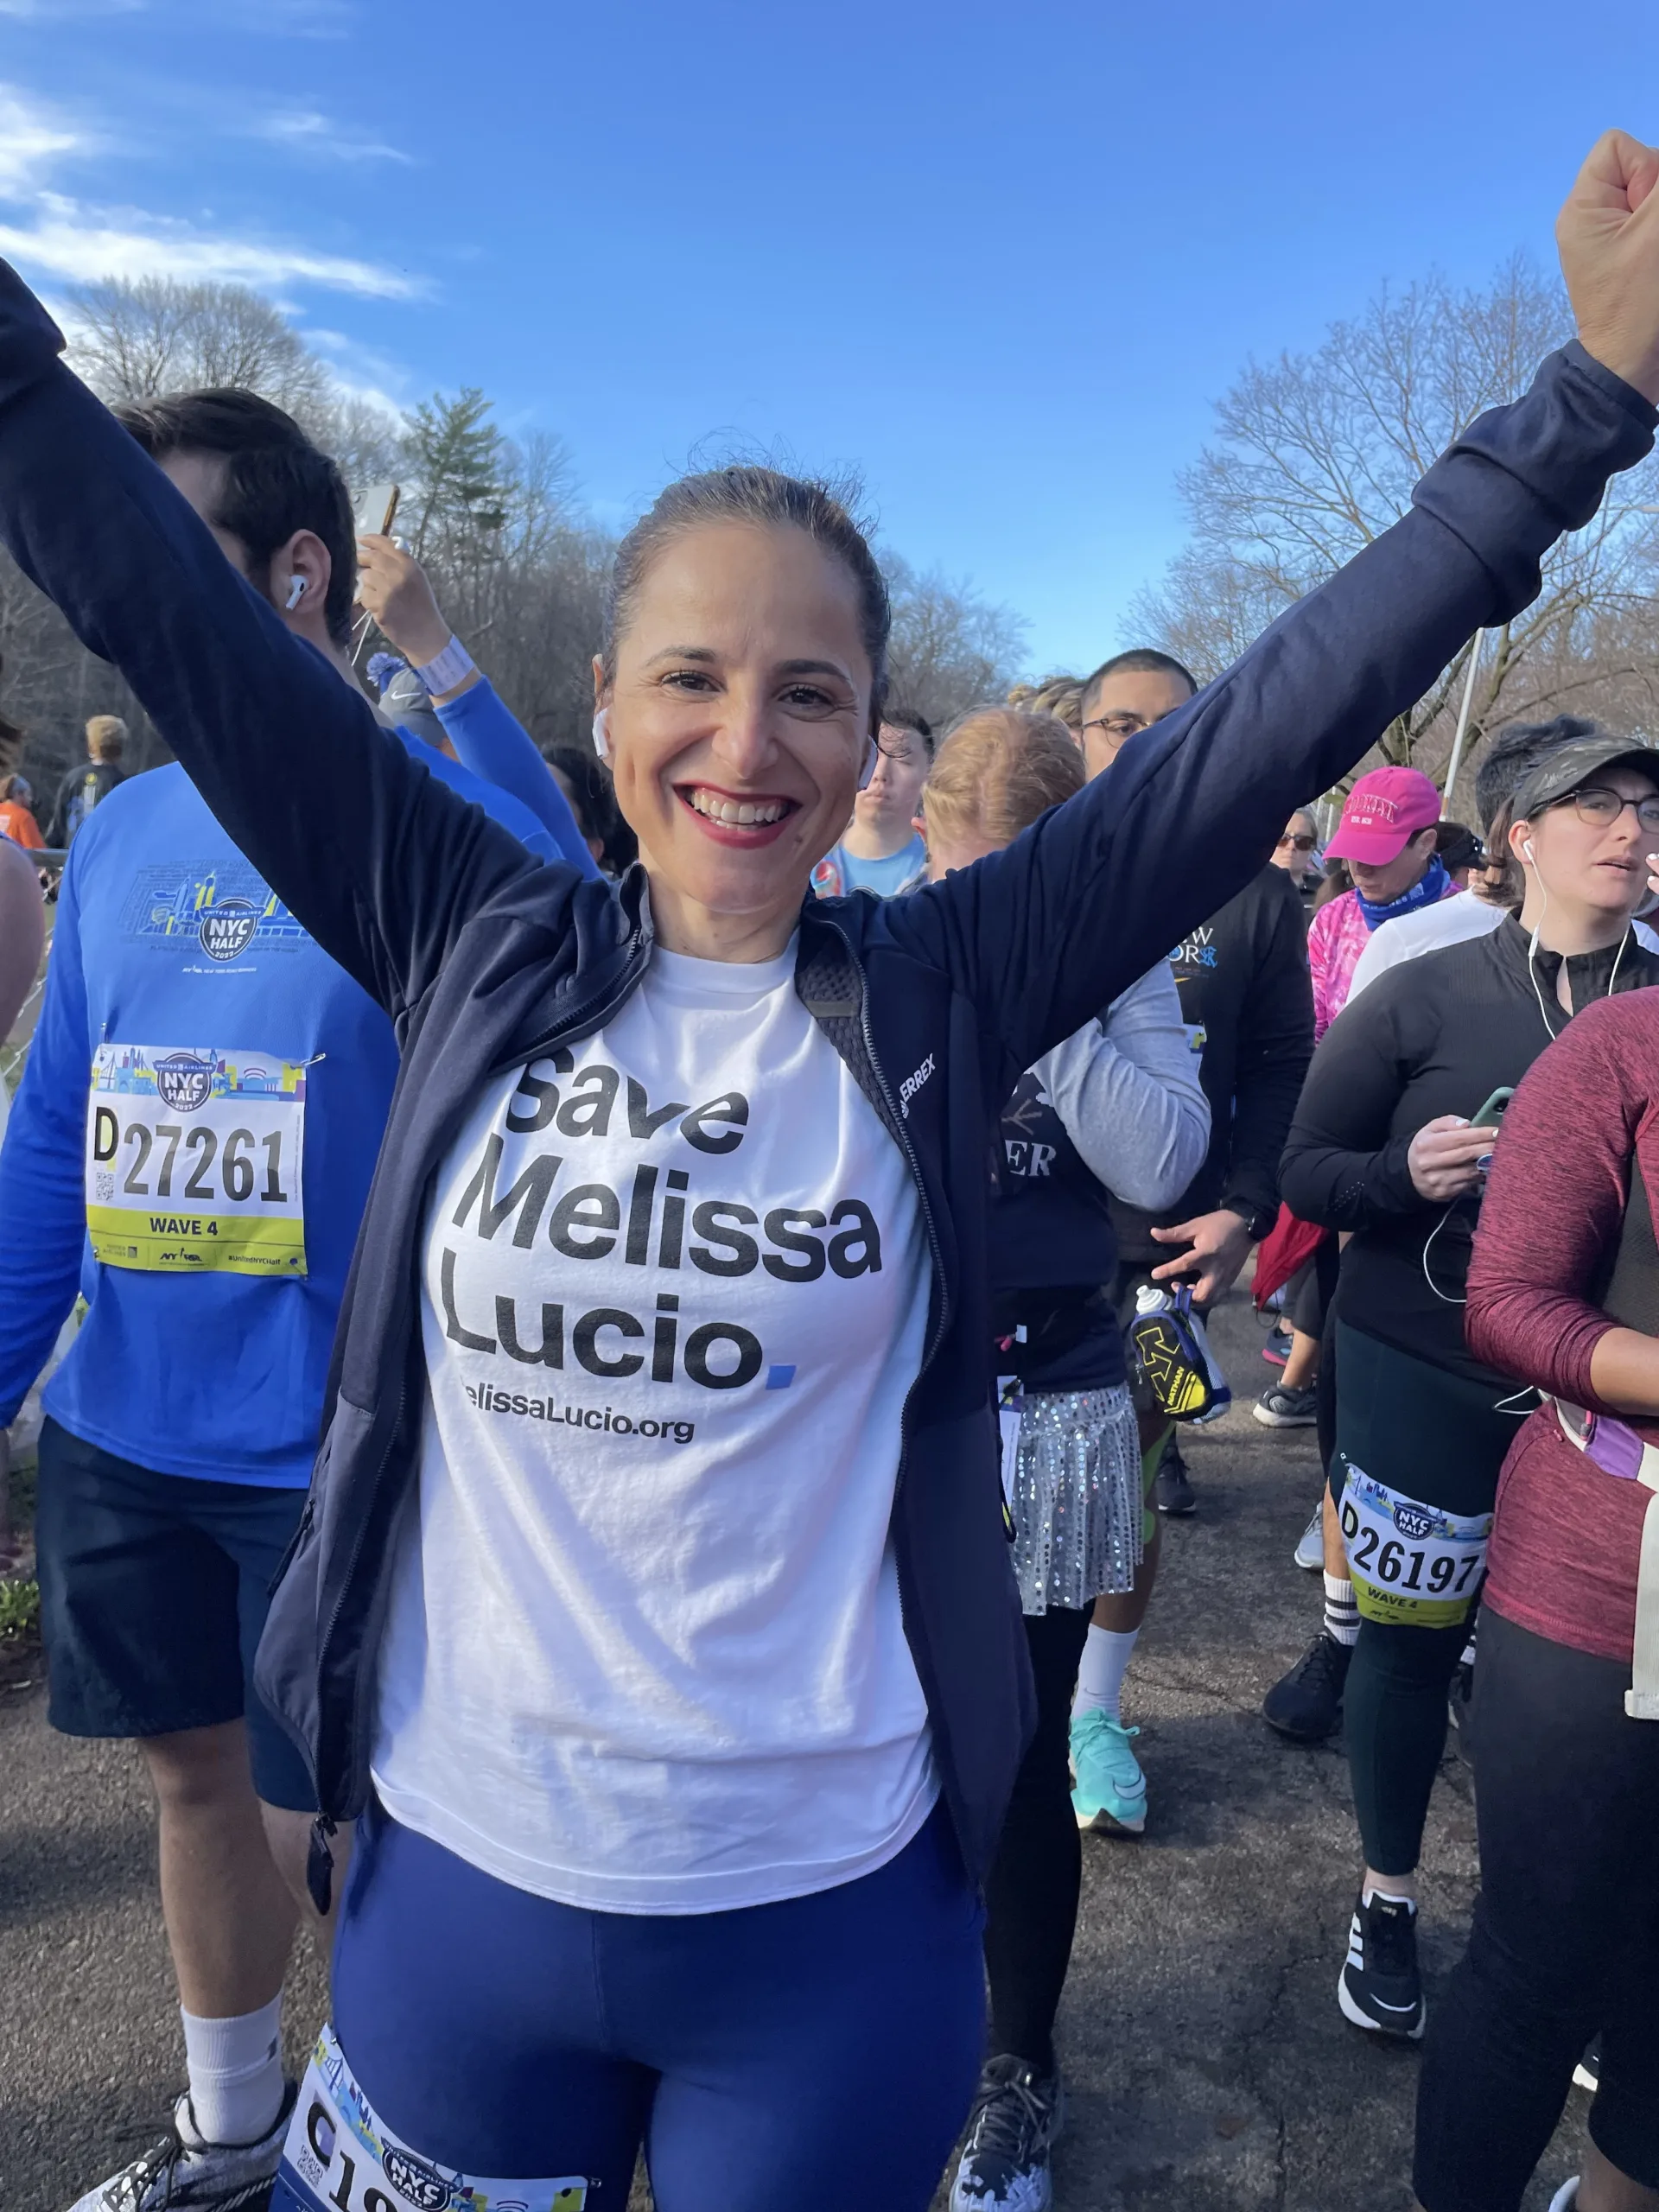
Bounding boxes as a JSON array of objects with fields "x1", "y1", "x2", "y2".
[{"x1": 1442, "y1": 630, "x2": 1484, "y2": 814}]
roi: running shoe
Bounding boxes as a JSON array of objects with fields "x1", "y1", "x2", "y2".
[
  {"x1": 65, "y1": 2083, "x2": 296, "y2": 2212},
  {"x1": 1338, "y1": 1891, "x2": 1425, "y2": 2039},
  {"x1": 949, "y1": 2054, "x2": 1065, "y2": 2212},
  {"x1": 1070, "y1": 1709, "x2": 1147, "y2": 1834},
  {"x1": 1262, "y1": 1333, "x2": 1292, "y2": 1368},
  {"x1": 1548, "y1": 2182, "x2": 1580, "y2": 2211},
  {"x1": 1293, "y1": 1502, "x2": 1325, "y2": 1571},
  {"x1": 1572, "y1": 2041, "x2": 1599, "y2": 2094},
  {"x1": 1253, "y1": 1382, "x2": 1318, "y2": 1427},
  {"x1": 1154, "y1": 1435, "x2": 1196, "y2": 1516},
  {"x1": 1262, "y1": 1631, "x2": 1351, "y2": 1740}
]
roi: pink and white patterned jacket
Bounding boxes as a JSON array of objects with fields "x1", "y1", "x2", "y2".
[{"x1": 1308, "y1": 882, "x2": 1462, "y2": 1039}]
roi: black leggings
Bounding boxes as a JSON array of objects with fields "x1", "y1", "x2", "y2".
[
  {"x1": 1414, "y1": 1610, "x2": 1659, "y2": 2209},
  {"x1": 982, "y1": 1605, "x2": 1092, "y2": 2072},
  {"x1": 1329, "y1": 1323, "x2": 1516, "y2": 1876}
]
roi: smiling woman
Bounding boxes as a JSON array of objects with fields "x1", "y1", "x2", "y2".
[
  {"x1": 594, "y1": 467, "x2": 887, "y2": 958},
  {"x1": 1, "y1": 125, "x2": 1658, "y2": 2212}
]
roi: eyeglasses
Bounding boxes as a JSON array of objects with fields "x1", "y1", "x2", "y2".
[
  {"x1": 1546, "y1": 785, "x2": 1659, "y2": 832},
  {"x1": 1080, "y1": 712, "x2": 1150, "y2": 746},
  {"x1": 1276, "y1": 833, "x2": 1317, "y2": 852}
]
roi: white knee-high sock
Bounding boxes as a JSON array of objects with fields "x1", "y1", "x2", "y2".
[
  {"x1": 181, "y1": 1994, "x2": 284, "y2": 2145},
  {"x1": 1072, "y1": 1624, "x2": 1140, "y2": 1724}
]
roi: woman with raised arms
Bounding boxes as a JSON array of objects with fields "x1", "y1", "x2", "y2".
[{"x1": 0, "y1": 131, "x2": 1656, "y2": 2212}]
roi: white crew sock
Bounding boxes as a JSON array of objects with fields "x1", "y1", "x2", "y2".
[
  {"x1": 1072, "y1": 1624, "x2": 1140, "y2": 1724},
  {"x1": 1323, "y1": 1572, "x2": 1359, "y2": 1648},
  {"x1": 181, "y1": 1994, "x2": 284, "y2": 2146}
]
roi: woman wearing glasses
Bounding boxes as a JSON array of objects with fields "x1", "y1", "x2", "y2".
[
  {"x1": 1277, "y1": 728, "x2": 1659, "y2": 2051},
  {"x1": 1271, "y1": 809, "x2": 1321, "y2": 891}
]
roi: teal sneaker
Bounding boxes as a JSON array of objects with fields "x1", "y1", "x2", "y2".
[{"x1": 1070, "y1": 1708, "x2": 1147, "y2": 1834}]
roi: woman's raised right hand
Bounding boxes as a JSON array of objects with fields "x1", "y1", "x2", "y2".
[{"x1": 1408, "y1": 1116, "x2": 1499, "y2": 1204}]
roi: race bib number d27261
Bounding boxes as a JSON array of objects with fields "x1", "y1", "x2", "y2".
[
  {"x1": 85, "y1": 1044, "x2": 308, "y2": 1277},
  {"x1": 273, "y1": 2024, "x2": 589, "y2": 2212},
  {"x1": 1338, "y1": 1457, "x2": 1491, "y2": 1629}
]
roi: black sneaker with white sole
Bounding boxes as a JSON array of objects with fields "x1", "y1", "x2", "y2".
[
  {"x1": 66, "y1": 2082, "x2": 296, "y2": 2212},
  {"x1": 1262, "y1": 1631, "x2": 1351, "y2": 1740},
  {"x1": 1253, "y1": 1382, "x2": 1319, "y2": 1427},
  {"x1": 949, "y1": 2054, "x2": 1065, "y2": 2212},
  {"x1": 1338, "y1": 1891, "x2": 1425, "y2": 2039}
]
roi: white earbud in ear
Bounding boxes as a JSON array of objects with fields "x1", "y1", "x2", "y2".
[
  {"x1": 857, "y1": 734, "x2": 878, "y2": 791},
  {"x1": 284, "y1": 575, "x2": 306, "y2": 610},
  {"x1": 1524, "y1": 840, "x2": 1535, "y2": 861},
  {"x1": 591, "y1": 707, "x2": 612, "y2": 764}
]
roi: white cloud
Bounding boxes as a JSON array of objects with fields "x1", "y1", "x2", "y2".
[
  {"x1": 0, "y1": 193, "x2": 424, "y2": 297},
  {"x1": 0, "y1": 83, "x2": 94, "y2": 196},
  {"x1": 252, "y1": 109, "x2": 412, "y2": 167},
  {"x1": 0, "y1": 79, "x2": 424, "y2": 301}
]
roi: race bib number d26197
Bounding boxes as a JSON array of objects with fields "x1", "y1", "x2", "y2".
[
  {"x1": 1338, "y1": 1457, "x2": 1491, "y2": 1629},
  {"x1": 273, "y1": 2024, "x2": 589, "y2": 2212},
  {"x1": 85, "y1": 1043, "x2": 308, "y2": 1277}
]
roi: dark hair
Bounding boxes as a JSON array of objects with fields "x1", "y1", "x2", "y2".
[
  {"x1": 1080, "y1": 647, "x2": 1198, "y2": 720},
  {"x1": 1312, "y1": 855, "x2": 1353, "y2": 910},
  {"x1": 543, "y1": 744, "x2": 638, "y2": 876},
  {"x1": 881, "y1": 702, "x2": 933, "y2": 753},
  {"x1": 1433, "y1": 819, "x2": 1484, "y2": 874},
  {"x1": 115, "y1": 388, "x2": 357, "y2": 648},
  {"x1": 1472, "y1": 714, "x2": 1605, "y2": 835},
  {"x1": 601, "y1": 467, "x2": 891, "y2": 732}
]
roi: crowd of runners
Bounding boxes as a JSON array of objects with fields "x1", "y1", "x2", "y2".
[{"x1": 1, "y1": 124, "x2": 1658, "y2": 2212}]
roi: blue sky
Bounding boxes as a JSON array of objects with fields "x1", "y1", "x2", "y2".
[{"x1": 2, "y1": 0, "x2": 1654, "y2": 675}]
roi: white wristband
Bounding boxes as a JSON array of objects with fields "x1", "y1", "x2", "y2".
[{"x1": 413, "y1": 633, "x2": 475, "y2": 695}]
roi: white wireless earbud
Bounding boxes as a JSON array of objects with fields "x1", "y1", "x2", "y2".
[
  {"x1": 591, "y1": 707, "x2": 612, "y2": 764},
  {"x1": 284, "y1": 575, "x2": 307, "y2": 610},
  {"x1": 857, "y1": 734, "x2": 878, "y2": 791}
]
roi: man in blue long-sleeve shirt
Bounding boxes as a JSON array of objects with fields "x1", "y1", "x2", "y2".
[{"x1": 0, "y1": 386, "x2": 592, "y2": 2212}]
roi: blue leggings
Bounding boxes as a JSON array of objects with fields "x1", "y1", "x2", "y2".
[{"x1": 331, "y1": 1800, "x2": 986, "y2": 2211}]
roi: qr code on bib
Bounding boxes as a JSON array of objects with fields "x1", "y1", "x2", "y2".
[{"x1": 93, "y1": 1170, "x2": 116, "y2": 1203}]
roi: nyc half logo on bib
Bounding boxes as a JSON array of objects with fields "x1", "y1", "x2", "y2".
[
  {"x1": 1338, "y1": 1457, "x2": 1491, "y2": 1629},
  {"x1": 85, "y1": 1043, "x2": 308, "y2": 1276},
  {"x1": 273, "y1": 2025, "x2": 588, "y2": 2212}
]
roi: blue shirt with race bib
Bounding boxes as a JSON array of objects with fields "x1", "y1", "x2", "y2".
[{"x1": 0, "y1": 724, "x2": 569, "y2": 1487}]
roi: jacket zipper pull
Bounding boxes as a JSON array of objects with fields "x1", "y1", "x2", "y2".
[{"x1": 307, "y1": 1815, "x2": 338, "y2": 1916}]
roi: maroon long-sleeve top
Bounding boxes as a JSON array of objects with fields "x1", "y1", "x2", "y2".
[{"x1": 1465, "y1": 988, "x2": 1659, "y2": 1663}]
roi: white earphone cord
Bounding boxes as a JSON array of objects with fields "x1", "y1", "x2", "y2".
[{"x1": 1424, "y1": 836, "x2": 1631, "y2": 1318}]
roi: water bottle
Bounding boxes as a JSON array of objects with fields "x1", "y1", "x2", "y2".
[{"x1": 1130, "y1": 1282, "x2": 1212, "y2": 1421}]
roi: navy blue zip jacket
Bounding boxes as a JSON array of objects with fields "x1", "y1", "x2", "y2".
[{"x1": 0, "y1": 262, "x2": 1650, "y2": 1898}]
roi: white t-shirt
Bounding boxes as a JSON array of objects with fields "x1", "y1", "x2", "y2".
[
  {"x1": 372, "y1": 940, "x2": 937, "y2": 1914},
  {"x1": 1348, "y1": 894, "x2": 1659, "y2": 1001}
]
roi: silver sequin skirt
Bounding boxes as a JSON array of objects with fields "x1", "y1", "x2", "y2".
[{"x1": 1007, "y1": 1382, "x2": 1143, "y2": 1615}]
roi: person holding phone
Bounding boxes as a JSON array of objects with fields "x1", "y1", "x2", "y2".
[
  {"x1": 2, "y1": 124, "x2": 1659, "y2": 2212},
  {"x1": 1274, "y1": 725, "x2": 1659, "y2": 2048},
  {"x1": 1413, "y1": 963, "x2": 1659, "y2": 2212}
]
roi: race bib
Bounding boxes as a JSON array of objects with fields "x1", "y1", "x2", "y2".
[
  {"x1": 274, "y1": 2025, "x2": 589, "y2": 2212},
  {"x1": 85, "y1": 1044, "x2": 308, "y2": 1277},
  {"x1": 1338, "y1": 1458, "x2": 1491, "y2": 1628}
]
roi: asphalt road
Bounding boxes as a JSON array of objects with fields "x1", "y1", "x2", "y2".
[{"x1": 0, "y1": 1290, "x2": 1588, "y2": 2212}]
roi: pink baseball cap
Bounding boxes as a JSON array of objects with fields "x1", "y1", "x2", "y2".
[{"x1": 1324, "y1": 766, "x2": 1440, "y2": 864}]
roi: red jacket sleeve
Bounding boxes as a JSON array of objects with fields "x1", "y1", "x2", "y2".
[{"x1": 1464, "y1": 993, "x2": 1648, "y2": 1407}]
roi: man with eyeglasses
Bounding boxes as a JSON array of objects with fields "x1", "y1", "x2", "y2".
[{"x1": 1078, "y1": 649, "x2": 1316, "y2": 1513}]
